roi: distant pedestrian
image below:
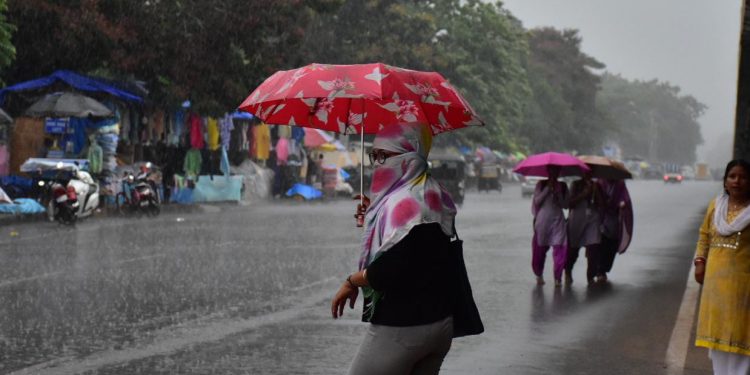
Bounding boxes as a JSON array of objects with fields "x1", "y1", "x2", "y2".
[
  {"x1": 565, "y1": 172, "x2": 602, "y2": 284},
  {"x1": 694, "y1": 159, "x2": 750, "y2": 375},
  {"x1": 591, "y1": 178, "x2": 633, "y2": 282},
  {"x1": 306, "y1": 151, "x2": 318, "y2": 185},
  {"x1": 531, "y1": 166, "x2": 569, "y2": 286},
  {"x1": 331, "y1": 123, "x2": 461, "y2": 375}
]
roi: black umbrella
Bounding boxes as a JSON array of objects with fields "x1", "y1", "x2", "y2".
[{"x1": 25, "y1": 92, "x2": 112, "y2": 118}]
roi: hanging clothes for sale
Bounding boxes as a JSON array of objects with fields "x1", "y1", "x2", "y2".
[
  {"x1": 288, "y1": 137, "x2": 301, "y2": 162},
  {"x1": 87, "y1": 138, "x2": 103, "y2": 174},
  {"x1": 189, "y1": 113, "x2": 205, "y2": 149},
  {"x1": 220, "y1": 114, "x2": 234, "y2": 150},
  {"x1": 220, "y1": 146, "x2": 230, "y2": 182},
  {"x1": 0, "y1": 144, "x2": 8, "y2": 176},
  {"x1": 64, "y1": 117, "x2": 89, "y2": 156},
  {"x1": 278, "y1": 125, "x2": 292, "y2": 139},
  {"x1": 276, "y1": 138, "x2": 289, "y2": 165},
  {"x1": 141, "y1": 115, "x2": 151, "y2": 143},
  {"x1": 254, "y1": 123, "x2": 271, "y2": 160},
  {"x1": 129, "y1": 107, "x2": 140, "y2": 143},
  {"x1": 120, "y1": 107, "x2": 131, "y2": 143},
  {"x1": 207, "y1": 117, "x2": 220, "y2": 151},
  {"x1": 172, "y1": 110, "x2": 186, "y2": 146},
  {"x1": 151, "y1": 110, "x2": 165, "y2": 142},
  {"x1": 248, "y1": 123, "x2": 255, "y2": 157},
  {"x1": 184, "y1": 148, "x2": 202, "y2": 180},
  {"x1": 291, "y1": 126, "x2": 305, "y2": 145}
]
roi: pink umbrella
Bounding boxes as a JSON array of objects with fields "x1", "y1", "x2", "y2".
[{"x1": 512, "y1": 152, "x2": 590, "y2": 177}]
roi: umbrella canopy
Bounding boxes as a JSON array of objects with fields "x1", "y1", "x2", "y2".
[
  {"x1": 25, "y1": 92, "x2": 113, "y2": 118},
  {"x1": 238, "y1": 62, "x2": 483, "y2": 135},
  {"x1": 239, "y1": 62, "x2": 483, "y2": 210},
  {"x1": 512, "y1": 152, "x2": 590, "y2": 177},
  {"x1": 578, "y1": 155, "x2": 632, "y2": 179}
]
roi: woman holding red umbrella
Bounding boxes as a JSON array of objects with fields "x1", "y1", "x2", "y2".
[{"x1": 331, "y1": 123, "x2": 464, "y2": 375}]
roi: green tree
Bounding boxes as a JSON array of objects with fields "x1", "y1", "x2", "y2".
[
  {"x1": 516, "y1": 27, "x2": 607, "y2": 154},
  {"x1": 597, "y1": 73, "x2": 705, "y2": 164},
  {"x1": 303, "y1": 0, "x2": 531, "y2": 151},
  {"x1": 5, "y1": 0, "x2": 342, "y2": 114},
  {"x1": 0, "y1": 0, "x2": 14, "y2": 84},
  {"x1": 430, "y1": 0, "x2": 531, "y2": 151}
]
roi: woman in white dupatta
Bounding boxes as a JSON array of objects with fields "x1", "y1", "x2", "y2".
[{"x1": 695, "y1": 159, "x2": 750, "y2": 375}]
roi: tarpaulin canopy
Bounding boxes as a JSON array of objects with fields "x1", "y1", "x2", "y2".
[{"x1": 0, "y1": 70, "x2": 143, "y2": 106}]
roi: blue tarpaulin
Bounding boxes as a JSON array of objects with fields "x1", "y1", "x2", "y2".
[
  {"x1": 340, "y1": 169, "x2": 350, "y2": 181},
  {"x1": 285, "y1": 183, "x2": 323, "y2": 200},
  {"x1": 192, "y1": 175, "x2": 243, "y2": 202},
  {"x1": 0, "y1": 199, "x2": 46, "y2": 215},
  {"x1": 232, "y1": 111, "x2": 254, "y2": 120},
  {"x1": 0, "y1": 70, "x2": 143, "y2": 106}
]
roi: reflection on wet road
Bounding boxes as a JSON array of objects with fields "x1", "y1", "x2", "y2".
[{"x1": 0, "y1": 181, "x2": 718, "y2": 374}]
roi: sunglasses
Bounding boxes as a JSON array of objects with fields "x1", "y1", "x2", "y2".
[{"x1": 368, "y1": 150, "x2": 401, "y2": 165}]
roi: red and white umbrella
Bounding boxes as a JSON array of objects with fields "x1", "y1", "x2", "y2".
[{"x1": 238, "y1": 62, "x2": 484, "y2": 209}]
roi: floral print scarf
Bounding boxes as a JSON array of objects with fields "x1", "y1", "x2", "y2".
[{"x1": 359, "y1": 123, "x2": 457, "y2": 270}]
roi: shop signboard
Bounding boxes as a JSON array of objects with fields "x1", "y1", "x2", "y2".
[{"x1": 44, "y1": 117, "x2": 69, "y2": 134}]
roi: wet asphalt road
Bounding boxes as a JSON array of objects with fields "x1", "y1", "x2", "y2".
[{"x1": 0, "y1": 180, "x2": 720, "y2": 374}]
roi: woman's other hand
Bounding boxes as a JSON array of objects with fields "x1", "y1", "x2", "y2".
[
  {"x1": 695, "y1": 263, "x2": 705, "y2": 284},
  {"x1": 331, "y1": 280, "x2": 359, "y2": 319},
  {"x1": 353, "y1": 194, "x2": 371, "y2": 227}
]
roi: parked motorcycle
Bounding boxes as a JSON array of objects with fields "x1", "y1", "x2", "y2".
[
  {"x1": 21, "y1": 158, "x2": 100, "y2": 225},
  {"x1": 116, "y1": 171, "x2": 160, "y2": 217},
  {"x1": 41, "y1": 180, "x2": 78, "y2": 224}
]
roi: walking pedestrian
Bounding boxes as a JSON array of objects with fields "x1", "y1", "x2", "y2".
[
  {"x1": 592, "y1": 178, "x2": 633, "y2": 282},
  {"x1": 331, "y1": 123, "x2": 460, "y2": 375},
  {"x1": 531, "y1": 166, "x2": 569, "y2": 286},
  {"x1": 565, "y1": 172, "x2": 602, "y2": 284},
  {"x1": 694, "y1": 159, "x2": 750, "y2": 375}
]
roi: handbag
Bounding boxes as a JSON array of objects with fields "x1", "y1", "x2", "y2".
[{"x1": 450, "y1": 227, "x2": 484, "y2": 338}]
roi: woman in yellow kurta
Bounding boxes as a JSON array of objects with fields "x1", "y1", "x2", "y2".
[{"x1": 695, "y1": 159, "x2": 750, "y2": 375}]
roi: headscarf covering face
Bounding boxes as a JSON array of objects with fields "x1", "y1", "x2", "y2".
[{"x1": 359, "y1": 123, "x2": 457, "y2": 269}]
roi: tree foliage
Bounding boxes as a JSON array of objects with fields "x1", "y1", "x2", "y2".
[
  {"x1": 6, "y1": 0, "x2": 343, "y2": 114},
  {"x1": 302, "y1": 0, "x2": 531, "y2": 151},
  {"x1": 597, "y1": 73, "x2": 705, "y2": 164},
  {"x1": 515, "y1": 28, "x2": 607, "y2": 154},
  {"x1": 2, "y1": 1, "x2": 706, "y2": 160},
  {"x1": 0, "y1": 0, "x2": 14, "y2": 84}
]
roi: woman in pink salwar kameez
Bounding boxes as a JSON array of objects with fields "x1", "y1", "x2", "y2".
[{"x1": 531, "y1": 166, "x2": 569, "y2": 286}]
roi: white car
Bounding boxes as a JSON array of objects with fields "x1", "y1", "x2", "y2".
[{"x1": 521, "y1": 176, "x2": 544, "y2": 198}]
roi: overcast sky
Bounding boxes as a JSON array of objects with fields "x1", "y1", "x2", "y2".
[{"x1": 500, "y1": 0, "x2": 743, "y2": 167}]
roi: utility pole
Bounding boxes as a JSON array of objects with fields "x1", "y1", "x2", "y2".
[
  {"x1": 734, "y1": 0, "x2": 750, "y2": 160},
  {"x1": 648, "y1": 110, "x2": 657, "y2": 162}
]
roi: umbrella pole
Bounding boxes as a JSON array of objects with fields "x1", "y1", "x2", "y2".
[{"x1": 360, "y1": 126, "x2": 364, "y2": 207}]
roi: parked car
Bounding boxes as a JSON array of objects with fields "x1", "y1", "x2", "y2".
[
  {"x1": 664, "y1": 173, "x2": 683, "y2": 184},
  {"x1": 681, "y1": 165, "x2": 696, "y2": 180}
]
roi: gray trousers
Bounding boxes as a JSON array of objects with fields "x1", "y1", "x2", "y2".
[{"x1": 347, "y1": 317, "x2": 453, "y2": 375}]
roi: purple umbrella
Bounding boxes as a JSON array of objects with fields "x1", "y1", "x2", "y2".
[{"x1": 512, "y1": 152, "x2": 590, "y2": 177}]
